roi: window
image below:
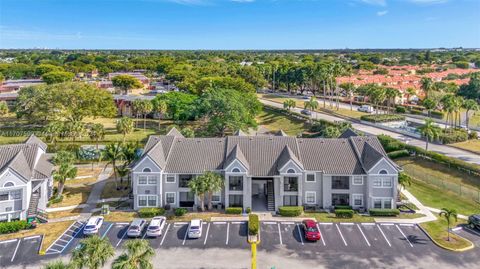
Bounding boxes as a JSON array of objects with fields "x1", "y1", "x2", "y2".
[
  {"x1": 179, "y1": 192, "x2": 195, "y2": 207},
  {"x1": 332, "y1": 194, "x2": 349, "y2": 206},
  {"x1": 0, "y1": 193, "x2": 8, "y2": 201},
  {"x1": 147, "y1": 176, "x2": 157, "y2": 185},
  {"x1": 382, "y1": 178, "x2": 392, "y2": 187},
  {"x1": 143, "y1": 168, "x2": 152, "y2": 172},
  {"x1": 138, "y1": 196, "x2": 147, "y2": 207},
  {"x1": 384, "y1": 199, "x2": 392, "y2": 209},
  {"x1": 283, "y1": 195, "x2": 298, "y2": 206},
  {"x1": 229, "y1": 195, "x2": 243, "y2": 207},
  {"x1": 3, "y1": 182, "x2": 14, "y2": 187},
  {"x1": 373, "y1": 178, "x2": 382, "y2": 187},
  {"x1": 373, "y1": 198, "x2": 391, "y2": 209},
  {"x1": 332, "y1": 176, "x2": 349, "y2": 190},
  {"x1": 352, "y1": 176, "x2": 363, "y2": 185},
  {"x1": 229, "y1": 176, "x2": 243, "y2": 191},
  {"x1": 305, "y1": 192, "x2": 316, "y2": 204},
  {"x1": 352, "y1": 194, "x2": 363, "y2": 207},
  {"x1": 148, "y1": 196, "x2": 157, "y2": 207},
  {"x1": 379, "y1": 170, "x2": 388, "y2": 174},
  {"x1": 166, "y1": 176, "x2": 175, "y2": 183},
  {"x1": 166, "y1": 193, "x2": 175, "y2": 204},
  {"x1": 5, "y1": 207, "x2": 12, "y2": 212},
  {"x1": 211, "y1": 194, "x2": 221, "y2": 202},
  {"x1": 373, "y1": 199, "x2": 382, "y2": 209},
  {"x1": 10, "y1": 190, "x2": 21, "y2": 200},
  {"x1": 284, "y1": 177, "x2": 298, "y2": 191},
  {"x1": 287, "y1": 169, "x2": 296, "y2": 174},
  {"x1": 138, "y1": 176, "x2": 147, "y2": 185},
  {"x1": 179, "y1": 175, "x2": 194, "y2": 188},
  {"x1": 232, "y1": 168, "x2": 240, "y2": 173},
  {"x1": 306, "y1": 174, "x2": 315, "y2": 182}
]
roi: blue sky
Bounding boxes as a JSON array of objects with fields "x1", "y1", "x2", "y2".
[{"x1": 0, "y1": 0, "x2": 479, "y2": 49}]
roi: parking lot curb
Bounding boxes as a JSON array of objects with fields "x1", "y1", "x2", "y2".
[{"x1": 418, "y1": 225, "x2": 475, "y2": 252}]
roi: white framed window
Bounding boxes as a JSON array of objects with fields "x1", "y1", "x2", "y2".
[
  {"x1": 372, "y1": 198, "x2": 392, "y2": 209},
  {"x1": 143, "y1": 168, "x2": 152, "y2": 172},
  {"x1": 372, "y1": 178, "x2": 382, "y2": 187},
  {"x1": 382, "y1": 178, "x2": 392, "y2": 187},
  {"x1": 352, "y1": 194, "x2": 363, "y2": 207},
  {"x1": 3, "y1": 182, "x2": 14, "y2": 187},
  {"x1": 306, "y1": 174, "x2": 315, "y2": 182},
  {"x1": 384, "y1": 199, "x2": 392, "y2": 209},
  {"x1": 10, "y1": 190, "x2": 21, "y2": 200},
  {"x1": 211, "y1": 193, "x2": 221, "y2": 203},
  {"x1": 373, "y1": 199, "x2": 382, "y2": 209},
  {"x1": 352, "y1": 176, "x2": 363, "y2": 185},
  {"x1": 166, "y1": 175, "x2": 176, "y2": 183},
  {"x1": 287, "y1": 169, "x2": 296, "y2": 174},
  {"x1": 147, "y1": 196, "x2": 157, "y2": 207},
  {"x1": 165, "y1": 192, "x2": 176, "y2": 204},
  {"x1": 232, "y1": 167, "x2": 241, "y2": 173},
  {"x1": 147, "y1": 176, "x2": 157, "y2": 185},
  {"x1": 305, "y1": 191, "x2": 316, "y2": 204},
  {"x1": 138, "y1": 176, "x2": 147, "y2": 185},
  {"x1": 138, "y1": 196, "x2": 147, "y2": 207}
]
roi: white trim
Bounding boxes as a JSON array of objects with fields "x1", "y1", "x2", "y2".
[
  {"x1": 131, "y1": 155, "x2": 161, "y2": 171},
  {"x1": 224, "y1": 159, "x2": 248, "y2": 172},
  {"x1": 304, "y1": 191, "x2": 316, "y2": 204},
  {"x1": 165, "y1": 175, "x2": 176, "y2": 184},
  {"x1": 165, "y1": 192, "x2": 176, "y2": 205},
  {"x1": 137, "y1": 195, "x2": 158, "y2": 207},
  {"x1": 371, "y1": 197, "x2": 393, "y2": 209},
  {"x1": 372, "y1": 177, "x2": 393, "y2": 188},
  {"x1": 3, "y1": 181, "x2": 15, "y2": 188},
  {"x1": 142, "y1": 167, "x2": 152, "y2": 173},
  {"x1": 352, "y1": 176, "x2": 363, "y2": 185},
  {"x1": 305, "y1": 173, "x2": 316, "y2": 183},
  {"x1": 367, "y1": 158, "x2": 397, "y2": 174},
  {"x1": 231, "y1": 167, "x2": 241, "y2": 173},
  {"x1": 352, "y1": 194, "x2": 364, "y2": 207},
  {"x1": 278, "y1": 160, "x2": 303, "y2": 175},
  {"x1": 137, "y1": 175, "x2": 159, "y2": 185}
]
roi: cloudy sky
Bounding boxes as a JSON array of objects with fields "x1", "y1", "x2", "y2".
[{"x1": 0, "y1": 0, "x2": 479, "y2": 49}]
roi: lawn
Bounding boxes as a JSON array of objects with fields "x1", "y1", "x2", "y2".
[
  {"x1": 168, "y1": 212, "x2": 238, "y2": 222},
  {"x1": 303, "y1": 212, "x2": 375, "y2": 223},
  {"x1": 0, "y1": 221, "x2": 75, "y2": 253},
  {"x1": 420, "y1": 215, "x2": 471, "y2": 250},
  {"x1": 101, "y1": 211, "x2": 139, "y2": 222},
  {"x1": 256, "y1": 107, "x2": 308, "y2": 136},
  {"x1": 101, "y1": 179, "x2": 131, "y2": 199},
  {"x1": 50, "y1": 185, "x2": 93, "y2": 208},
  {"x1": 47, "y1": 208, "x2": 83, "y2": 219},
  {"x1": 451, "y1": 139, "x2": 480, "y2": 154}
]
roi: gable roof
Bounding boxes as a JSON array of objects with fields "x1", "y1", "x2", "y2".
[
  {"x1": 233, "y1": 130, "x2": 248, "y2": 136},
  {"x1": 277, "y1": 145, "x2": 304, "y2": 171},
  {"x1": 166, "y1": 127, "x2": 184, "y2": 138},
  {"x1": 276, "y1": 130, "x2": 288, "y2": 137},
  {"x1": 25, "y1": 134, "x2": 47, "y2": 151},
  {"x1": 224, "y1": 144, "x2": 250, "y2": 170},
  {"x1": 339, "y1": 128, "x2": 358, "y2": 139}
]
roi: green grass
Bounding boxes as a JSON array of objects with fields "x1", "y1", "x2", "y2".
[
  {"x1": 256, "y1": 107, "x2": 308, "y2": 136},
  {"x1": 303, "y1": 212, "x2": 375, "y2": 223},
  {"x1": 420, "y1": 215, "x2": 471, "y2": 250},
  {"x1": 451, "y1": 140, "x2": 480, "y2": 154}
]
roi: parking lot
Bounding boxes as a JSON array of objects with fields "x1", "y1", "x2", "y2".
[
  {"x1": 453, "y1": 225, "x2": 480, "y2": 247},
  {"x1": 0, "y1": 235, "x2": 42, "y2": 267}
]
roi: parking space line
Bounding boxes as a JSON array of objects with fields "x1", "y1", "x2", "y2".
[
  {"x1": 464, "y1": 227, "x2": 480, "y2": 237},
  {"x1": 340, "y1": 223, "x2": 354, "y2": 225},
  {"x1": 160, "y1": 223, "x2": 170, "y2": 246},
  {"x1": 10, "y1": 239, "x2": 21, "y2": 262},
  {"x1": 116, "y1": 228, "x2": 128, "y2": 248},
  {"x1": 0, "y1": 239, "x2": 17, "y2": 244},
  {"x1": 281, "y1": 222, "x2": 295, "y2": 225},
  {"x1": 316, "y1": 224, "x2": 326, "y2": 246},
  {"x1": 63, "y1": 234, "x2": 73, "y2": 238},
  {"x1": 226, "y1": 222, "x2": 230, "y2": 245},
  {"x1": 381, "y1": 223, "x2": 394, "y2": 226},
  {"x1": 204, "y1": 223, "x2": 211, "y2": 245},
  {"x1": 213, "y1": 221, "x2": 227, "y2": 225},
  {"x1": 296, "y1": 224, "x2": 304, "y2": 246},
  {"x1": 182, "y1": 225, "x2": 188, "y2": 245},
  {"x1": 24, "y1": 235, "x2": 41, "y2": 240},
  {"x1": 277, "y1": 223, "x2": 283, "y2": 245},
  {"x1": 399, "y1": 224, "x2": 414, "y2": 227},
  {"x1": 58, "y1": 238, "x2": 69, "y2": 243},
  {"x1": 335, "y1": 224, "x2": 347, "y2": 246},
  {"x1": 61, "y1": 223, "x2": 85, "y2": 253},
  {"x1": 264, "y1": 222, "x2": 277, "y2": 225},
  {"x1": 101, "y1": 223, "x2": 114, "y2": 239},
  {"x1": 396, "y1": 225, "x2": 413, "y2": 248},
  {"x1": 376, "y1": 225, "x2": 392, "y2": 247},
  {"x1": 116, "y1": 222, "x2": 129, "y2": 225},
  {"x1": 232, "y1": 221, "x2": 245, "y2": 224},
  {"x1": 318, "y1": 223, "x2": 333, "y2": 225},
  {"x1": 356, "y1": 224, "x2": 371, "y2": 247},
  {"x1": 46, "y1": 221, "x2": 78, "y2": 253},
  {"x1": 175, "y1": 222, "x2": 188, "y2": 226},
  {"x1": 361, "y1": 223, "x2": 375, "y2": 226}
]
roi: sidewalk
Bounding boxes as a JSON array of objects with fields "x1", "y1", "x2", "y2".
[
  {"x1": 425, "y1": 206, "x2": 468, "y2": 220},
  {"x1": 79, "y1": 167, "x2": 113, "y2": 221}
]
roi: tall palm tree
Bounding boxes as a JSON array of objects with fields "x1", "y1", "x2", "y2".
[
  {"x1": 452, "y1": 96, "x2": 464, "y2": 128},
  {"x1": 43, "y1": 260, "x2": 72, "y2": 269},
  {"x1": 439, "y1": 208, "x2": 458, "y2": 241},
  {"x1": 140, "y1": 100, "x2": 153, "y2": 131},
  {"x1": 44, "y1": 121, "x2": 64, "y2": 145},
  {"x1": 441, "y1": 95, "x2": 455, "y2": 130},
  {"x1": 116, "y1": 117, "x2": 134, "y2": 144},
  {"x1": 101, "y1": 143, "x2": 125, "y2": 189},
  {"x1": 405, "y1": 87, "x2": 417, "y2": 104},
  {"x1": 71, "y1": 236, "x2": 114, "y2": 269},
  {"x1": 200, "y1": 171, "x2": 224, "y2": 211},
  {"x1": 88, "y1": 123, "x2": 105, "y2": 150},
  {"x1": 420, "y1": 77, "x2": 434, "y2": 99},
  {"x1": 367, "y1": 85, "x2": 386, "y2": 116},
  {"x1": 398, "y1": 173, "x2": 411, "y2": 192},
  {"x1": 304, "y1": 96, "x2": 319, "y2": 120},
  {"x1": 188, "y1": 176, "x2": 208, "y2": 211},
  {"x1": 340, "y1": 83, "x2": 356, "y2": 111},
  {"x1": 283, "y1": 99, "x2": 296, "y2": 111},
  {"x1": 152, "y1": 99, "x2": 167, "y2": 131},
  {"x1": 384, "y1": 88, "x2": 400, "y2": 114},
  {"x1": 422, "y1": 98, "x2": 437, "y2": 118},
  {"x1": 112, "y1": 239, "x2": 155, "y2": 269},
  {"x1": 463, "y1": 99, "x2": 479, "y2": 130},
  {"x1": 417, "y1": 118, "x2": 441, "y2": 151},
  {"x1": 132, "y1": 99, "x2": 143, "y2": 129},
  {"x1": 53, "y1": 163, "x2": 78, "y2": 199}
]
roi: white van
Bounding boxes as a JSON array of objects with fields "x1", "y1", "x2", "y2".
[{"x1": 357, "y1": 105, "x2": 375, "y2": 113}]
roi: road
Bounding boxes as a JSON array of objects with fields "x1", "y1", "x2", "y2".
[{"x1": 260, "y1": 98, "x2": 480, "y2": 165}]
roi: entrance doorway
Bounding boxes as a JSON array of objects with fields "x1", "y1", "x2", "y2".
[{"x1": 251, "y1": 178, "x2": 274, "y2": 212}]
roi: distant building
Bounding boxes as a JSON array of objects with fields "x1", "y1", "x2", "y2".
[
  {"x1": 108, "y1": 72, "x2": 150, "y2": 86},
  {"x1": 113, "y1": 94, "x2": 156, "y2": 117},
  {"x1": 0, "y1": 79, "x2": 44, "y2": 93}
]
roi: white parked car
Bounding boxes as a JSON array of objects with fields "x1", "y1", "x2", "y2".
[
  {"x1": 357, "y1": 105, "x2": 375, "y2": 113},
  {"x1": 146, "y1": 216, "x2": 167, "y2": 237},
  {"x1": 187, "y1": 219, "x2": 203, "y2": 239},
  {"x1": 83, "y1": 216, "x2": 104, "y2": 236},
  {"x1": 127, "y1": 219, "x2": 147, "y2": 238}
]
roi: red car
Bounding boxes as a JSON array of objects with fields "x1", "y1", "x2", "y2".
[{"x1": 302, "y1": 219, "x2": 321, "y2": 241}]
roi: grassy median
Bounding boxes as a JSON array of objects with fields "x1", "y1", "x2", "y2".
[{"x1": 420, "y1": 215, "x2": 472, "y2": 250}]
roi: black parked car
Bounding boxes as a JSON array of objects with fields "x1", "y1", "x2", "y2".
[{"x1": 468, "y1": 214, "x2": 480, "y2": 230}]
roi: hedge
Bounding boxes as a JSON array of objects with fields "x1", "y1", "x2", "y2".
[
  {"x1": 335, "y1": 209, "x2": 354, "y2": 218},
  {"x1": 278, "y1": 206, "x2": 303, "y2": 217},
  {"x1": 248, "y1": 214, "x2": 259, "y2": 236},
  {"x1": 174, "y1": 208, "x2": 188, "y2": 217},
  {"x1": 440, "y1": 129, "x2": 468, "y2": 144},
  {"x1": 395, "y1": 106, "x2": 406, "y2": 113},
  {"x1": 360, "y1": 114, "x2": 405, "y2": 123},
  {"x1": 334, "y1": 205, "x2": 352, "y2": 210},
  {"x1": 0, "y1": 221, "x2": 31, "y2": 234},
  {"x1": 410, "y1": 109, "x2": 424, "y2": 115},
  {"x1": 369, "y1": 209, "x2": 400, "y2": 217},
  {"x1": 430, "y1": 110, "x2": 444, "y2": 119},
  {"x1": 387, "y1": 149, "x2": 410, "y2": 159},
  {"x1": 225, "y1": 207, "x2": 243, "y2": 214},
  {"x1": 138, "y1": 207, "x2": 165, "y2": 218}
]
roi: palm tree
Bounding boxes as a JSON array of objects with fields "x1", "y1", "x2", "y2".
[
  {"x1": 188, "y1": 176, "x2": 208, "y2": 211},
  {"x1": 417, "y1": 118, "x2": 441, "y2": 151},
  {"x1": 53, "y1": 162, "x2": 78, "y2": 199},
  {"x1": 283, "y1": 99, "x2": 296, "y2": 111},
  {"x1": 420, "y1": 77, "x2": 434, "y2": 99},
  {"x1": 405, "y1": 87, "x2": 416, "y2": 104},
  {"x1": 88, "y1": 123, "x2": 105, "y2": 150},
  {"x1": 367, "y1": 85, "x2": 386, "y2": 116},
  {"x1": 140, "y1": 100, "x2": 153, "y2": 131},
  {"x1": 463, "y1": 99, "x2": 479, "y2": 130},
  {"x1": 452, "y1": 96, "x2": 464, "y2": 128},
  {"x1": 112, "y1": 239, "x2": 155, "y2": 269},
  {"x1": 44, "y1": 121, "x2": 64, "y2": 145},
  {"x1": 116, "y1": 117, "x2": 134, "y2": 144},
  {"x1": 441, "y1": 95, "x2": 455, "y2": 130},
  {"x1": 132, "y1": 99, "x2": 143, "y2": 129},
  {"x1": 117, "y1": 165, "x2": 130, "y2": 187},
  {"x1": 398, "y1": 173, "x2": 411, "y2": 192},
  {"x1": 71, "y1": 235, "x2": 114, "y2": 269},
  {"x1": 304, "y1": 96, "x2": 319, "y2": 120},
  {"x1": 199, "y1": 171, "x2": 224, "y2": 211},
  {"x1": 43, "y1": 260, "x2": 72, "y2": 269},
  {"x1": 0, "y1": 100, "x2": 8, "y2": 117},
  {"x1": 101, "y1": 143, "x2": 124, "y2": 189},
  {"x1": 439, "y1": 208, "x2": 458, "y2": 241},
  {"x1": 385, "y1": 88, "x2": 400, "y2": 114},
  {"x1": 152, "y1": 99, "x2": 167, "y2": 131},
  {"x1": 422, "y1": 98, "x2": 437, "y2": 118},
  {"x1": 340, "y1": 82, "x2": 356, "y2": 111}
]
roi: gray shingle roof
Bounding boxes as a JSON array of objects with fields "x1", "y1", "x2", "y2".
[
  {"x1": 277, "y1": 145, "x2": 304, "y2": 171},
  {"x1": 166, "y1": 127, "x2": 184, "y2": 138},
  {"x1": 0, "y1": 140, "x2": 51, "y2": 181},
  {"x1": 25, "y1": 134, "x2": 47, "y2": 151},
  {"x1": 339, "y1": 128, "x2": 358, "y2": 139},
  {"x1": 224, "y1": 144, "x2": 250, "y2": 170}
]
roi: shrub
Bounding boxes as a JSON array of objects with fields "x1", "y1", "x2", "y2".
[
  {"x1": 225, "y1": 207, "x2": 243, "y2": 214},
  {"x1": 369, "y1": 209, "x2": 400, "y2": 217},
  {"x1": 47, "y1": 195, "x2": 63, "y2": 207},
  {"x1": 334, "y1": 205, "x2": 352, "y2": 210},
  {"x1": 334, "y1": 209, "x2": 354, "y2": 218},
  {"x1": 410, "y1": 109, "x2": 424, "y2": 115},
  {"x1": 395, "y1": 106, "x2": 406, "y2": 113},
  {"x1": 440, "y1": 129, "x2": 468, "y2": 144},
  {"x1": 246, "y1": 207, "x2": 252, "y2": 214},
  {"x1": 360, "y1": 114, "x2": 405, "y2": 123},
  {"x1": 174, "y1": 208, "x2": 188, "y2": 217},
  {"x1": 384, "y1": 141, "x2": 404, "y2": 153},
  {"x1": 430, "y1": 110, "x2": 444, "y2": 119},
  {"x1": 387, "y1": 149, "x2": 410, "y2": 159},
  {"x1": 0, "y1": 221, "x2": 31, "y2": 234},
  {"x1": 468, "y1": 131, "x2": 478, "y2": 140},
  {"x1": 248, "y1": 214, "x2": 259, "y2": 236},
  {"x1": 138, "y1": 207, "x2": 165, "y2": 218},
  {"x1": 278, "y1": 206, "x2": 303, "y2": 217}
]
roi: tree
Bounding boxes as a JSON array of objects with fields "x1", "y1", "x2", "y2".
[
  {"x1": 88, "y1": 123, "x2": 105, "y2": 150},
  {"x1": 139, "y1": 100, "x2": 153, "y2": 130},
  {"x1": 151, "y1": 99, "x2": 167, "y2": 131},
  {"x1": 304, "y1": 96, "x2": 319, "y2": 119},
  {"x1": 398, "y1": 173, "x2": 411, "y2": 191},
  {"x1": 200, "y1": 171, "x2": 224, "y2": 210},
  {"x1": 116, "y1": 117, "x2": 134, "y2": 143},
  {"x1": 422, "y1": 98, "x2": 437, "y2": 118},
  {"x1": 53, "y1": 161, "x2": 78, "y2": 199},
  {"x1": 420, "y1": 77, "x2": 434, "y2": 99},
  {"x1": 42, "y1": 71, "x2": 75, "y2": 84},
  {"x1": 44, "y1": 121, "x2": 64, "y2": 145},
  {"x1": 35, "y1": 64, "x2": 64, "y2": 76},
  {"x1": 193, "y1": 76, "x2": 255, "y2": 95},
  {"x1": 384, "y1": 88, "x2": 400, "y2": 114},
  {"x1": 63, "y1": 121, "x2": 86, "y2": 143},
  {"x1": 340, "y1": 83, "x2": 356, "y2": 111},
  {"x1": 417, "y1": 118, "x2": 441, "y2": 151},
  {"x1": 367, "y1": 85, "x2": 386, "y2": 115},
  {"x1": 283, "y1": 99, "x2": 296, "y2": 111},
  {"x1": 188, "y1": 175, "x2": 208, "y2": 211},
  {"x1": 71, "y1": 236, "x2": 114, "y2": 269},
  {"x1": 463, "y1": 99, "x2": 479, "y2": 130},
  {"x1": 43, "y1": 260, "x2": 72, "y2": 269},
  {"x1": 112, "y1": 239, "x2": 154, "y2": 269},
  {"x1": 0, "y1": 100, "x2": 9, "y2": 117},
  {"x1": 101, "y1": 143, "x2": 124, "y2": 189},
  {"x1": 181, "y1": 127, "x2": 195, "y2": 138},
  {"x1": 112, "y1": 75, "x2": 143, "y2": 94},
  {"x1": 439, "y1": 208, "x2": 458, "y2": 241},
  {"x1": 152, "y1": 92, "x2": 198, "y2": 122},
  {"x1": 458, "y1": 73, "x2": 480, "y2": 101}
]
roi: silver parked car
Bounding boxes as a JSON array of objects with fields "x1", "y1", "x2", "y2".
[
  {"x1": 187, "y1": 219, "x2": 203, "y2": 239},
  {"x1": 127, "y1": 219, "x2": 147, "y2": 238},
  {"x1": 146, "y1": 216, "x2": 166, "y2": 237}
]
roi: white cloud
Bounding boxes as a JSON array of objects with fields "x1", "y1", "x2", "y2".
[
  {"x1": 359, "y1": 0, "x2": 387, "y2": 6},
  {"x1": 377, "y1": 10, "x2": 388, "y2": 16}
]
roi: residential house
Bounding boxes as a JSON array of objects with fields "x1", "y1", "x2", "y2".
[
  {"x1": 0, "y1": 79, "x2": 44, "y2": 93},
  {"x1": 130, "y1": 128, "x2": 400, "y2": 212},
  {"x1": 0, "y1": 135, "x2": 53, "y2": 222}
]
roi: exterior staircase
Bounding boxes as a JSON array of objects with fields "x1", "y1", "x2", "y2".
[
  {"x1": 27, "y1": 190, "x2": 48, "y2": 223},
  {"x1": 266, "y1": 181, "x2": 275, "y2": 211}
]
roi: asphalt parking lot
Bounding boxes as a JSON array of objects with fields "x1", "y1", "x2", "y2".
[
  {"x1": 453, "y1": 226, "x2": 480, "y2": 247},
  {"x1": 0, "y1": 235, "x2": 42, "y2": 267}
]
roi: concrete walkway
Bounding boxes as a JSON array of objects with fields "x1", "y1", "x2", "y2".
[
  {"x1": 79, "y1": 167, "x2": 113, "y2": 221},
  {"x1": 260, "y1": 98, "x2": 480, "y2": 165},
  {"x1": 426, "y1": 206, "x2": 468, "y2": 220}
]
